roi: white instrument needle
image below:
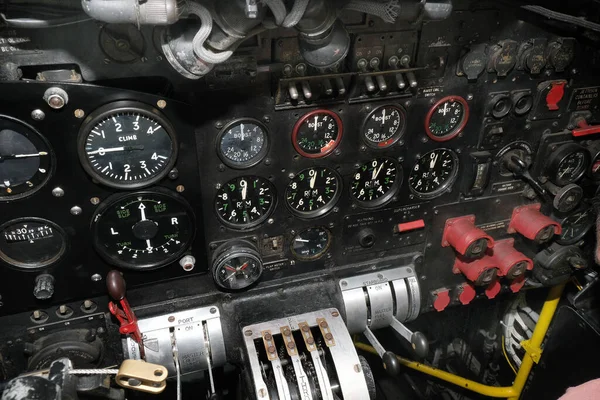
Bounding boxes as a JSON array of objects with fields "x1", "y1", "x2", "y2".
[
  {"x1": 138, "y1": 203, "x2": 147, "y2": 221},
  {"x1": 430, "y1": 154, "x2": 439, "y2": 169},
  {"x1": 373, "y1": 163, "x2": 384, "y2": 180},
  {"x1": 314, "y1": 116, "x2": 318, "y2": 131},
  {"x1": 240, "y1": 124, "x2": 245, "y2": 141},
  {"x1": 242, "y1": 185, "x2": 247, "y2": 200},
  {"x1": 87, "y1": 147, "x2": 125, "y2": 155},
  {"x1": 310, "y1": 171, "x2": 317, "y2": 189}
]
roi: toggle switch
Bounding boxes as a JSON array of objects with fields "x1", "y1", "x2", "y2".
[
  {"x1": 507, "y1": 203, "x2": 561, "y2": 244},
  {"x1": 394, "y1": 219, "x2": 425, "y2": 234},
  {"x1": 572, "y1": 115, "x2": 600, "y2": 137},
  {"x1": 442, "y1": 215, "x2": 494, "y2": 258}
]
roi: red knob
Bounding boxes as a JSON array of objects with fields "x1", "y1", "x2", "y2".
[
  {"x1": 508, "y1": 204, "x2": 561, "y2": 243},
  {"x1": 442, "y1": 215, "x2": 494, "y2": 258},
  {"x1": 453, "y1": 254, "x2": 499, "y2": 286},
  {"x1": 491, "y1": 239, "x2": 533, "y2": 280},
  {"x1": 433, "y1": 289, "x2": 451, "y2": 312}
]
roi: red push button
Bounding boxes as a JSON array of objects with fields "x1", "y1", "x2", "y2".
[
  {"x1": 395, "y1": 219, "x2": 425, "y2": 233},
  {"x1": 546, "y1": 81, "x2": 566, "y2": 111},
  {"x1": 433, "y1": 289, "x2": 451, "y2": 312}
]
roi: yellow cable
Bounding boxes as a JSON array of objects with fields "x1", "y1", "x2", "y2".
[{"x1": 501, "y1": 335, "x2": 517, "y2": 375}]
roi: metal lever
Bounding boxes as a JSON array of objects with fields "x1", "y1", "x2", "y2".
[
  {"x1": 107, "y1": 270, "x2": 145, "y2": 358},
  {"x1": 362, "y1": 328, "x2": 401, "y2": 376},
  {"x1": 506, "y1": 155, "x2": 549, "y2": 201},
  {"x1": 389, "y1": 317, "x2": 429, "y2": 358},
  {"x1": 572, "y1": 116, "x2": 600, "y2": 137}
]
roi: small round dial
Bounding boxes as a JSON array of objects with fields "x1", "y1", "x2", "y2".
[
  {"x1": 0, "y1": 116, "x2": 54, "y2": 200},
  {"x1": 425, "y1": 96, "x2": 469, "y2": 141},
  {"x1": 351, "y1": 158, "x2": 401, "y2": 208},
  {"x1": 215, "y1": 176, "x2": 276, "y2": 229},
  {"x1": 409, "y1": 149, "x2": 459, "y2": 198},
  {"x1": 212, "y1": 240, "x2": 263, "y2": 290},
  {"x1": 291, "y1": 227, "x2": 332, "y2": 261},
  {"x1": 557, "y1": 208, "x2": 595, "y2": 245},
  {"x1": 285, "y1": 167, "x2": 341, "y2": 218},
  {"x1": 292, "y1": 109, "x2": 342, "y2": 158},
  {"x1": 217, "y1": 119, "x2": 268, "y2": 169},
  {"x1": 78, "y1": 101, "x2": 177, "y2": 189},
  {"x1": 362, "y1": 105, "x2": 406, "y2": 148},
  {"x1": 545, "y1": 143, "x2": 590, "y2": 186},
  {"x1": 91, "y1": 190, "x2": 195, "y2": 270},
  {"x1": 0, "y1": 218, "x2": 67, "y2": 269}
]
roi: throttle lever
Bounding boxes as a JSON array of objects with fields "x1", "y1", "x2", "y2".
[
  {"x1": 506, "y1": 155, "x2": 551, "y2": 202},
  {"x1": 107, "y1": 270, "x2": 145, "y2": 358}
]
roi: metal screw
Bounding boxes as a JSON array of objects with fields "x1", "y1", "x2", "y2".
[
  {"x1": 467, "y1": 94, "x2": 474, "y2": 100},
  {"x1": 176, "y1": 185, "x2": 185, "y2": 193},
  {"x1": 210, "y1": 307, "x2": 217, "y2": 314},
  {"x1": 263, "y1": 115, "x2": 271, "y2": 123},
  {"x1": 168, "y1": 316, "x2": 175, "y2": 323},
  {"x1": 215, "y1": 121, "x2": 224, "y2": 129},
  {"x1": 31, "y1": 109, "x2": 45, "y2": 121},
  {"x1": 157, "y1": 100, "x2": 167, "y2": 109},
  {"x1": 259, "y1": 389, "x2": 267, "y2": 398},
  {"x1": 267, "y1": 218, "x2": 274, "y2": 224},
  {"x1": 74, "y1": 109, "x2": 85, "y2": 118},
  {"x1": 52, "y1": 187, "x2": 64, "y2": 197},
  {"x1": 168, "y1": 168, "x2": 179, "y2": 180},
  {"x1": 283, "y1": 64, "x2": 293, "y2": 76},
  {"x1": 90, "y1": 197, "x2": 100, "y2": 205},
  {"x1": 341, "y1": 280, "x2": 347, "y2": 287},
  {"x1": 44, "y1": 87, "x2": 68, "y2": 109},
  {"x1": 245, "y1": 330, "x2": 253, "y2": 337},
  {"x1": 91, "y1": 274, "x2": 102, "y2": 282},
  {"x1": 332, "y1": 311, "x2": 339, "y2": 317},
  {"x1": 70, "y1": 206, "x2": 82, "y2": 215},
  {"x1": 354, "y1": 364, "x2": 362, "y2": 373}
]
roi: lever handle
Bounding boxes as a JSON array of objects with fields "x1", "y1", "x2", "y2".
[
  {"x1": 362, "y1": 328, "x2": 401, "y2": 376},
  {"x1": 389, "y1": 317, "x2": 429, "y2": 359},
  {"x1": 572, "y1": 117, "x2": 600, "y2": 137},
  {"x1": 506, "y1": 155, "x2": 549, "y2": 199},
  {"x1": 107, "y1": 270, "x2": 126, "y2": 301}
]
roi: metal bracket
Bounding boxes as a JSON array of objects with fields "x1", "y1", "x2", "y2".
[{"x1": 520, "y1": 339, "x2": 542, "y2": 364}]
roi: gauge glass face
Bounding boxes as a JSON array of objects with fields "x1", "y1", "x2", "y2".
[
  {"x1": 215, "y1": 176, "x2": 275, "y2": 229},
  {"x1": 556, "y1": 151, "x2": 587, "y2": 184},
  {"x1": 214, "y1": 252, "x2": 262, "y2": 290},
  {"x1": 409, "y1": 149, "x2": 459, "y2": 198},
  {"x1": 558, "y1": 208, "x2": 595, "y2": 245},
  {"x1": 0, "y1": 219, "x2": 66, "y2": 269},
  {"x1": 293, "y1": 110, "x2": 342, "y2": 158},
  {"x1": 92, "y1": 191, "x2": 195, "y2": 269},
  {"x1": 363, "y1": 105, "x2": 406, "y2": 148},
  {"x1": 426, "y1": 96, "x2": 468, "y2": 140},
  {"x1": 291, "y1": 227, "x2": 331, "y2": 261},
  {"x1": 0, "y1": 118, "x2": 53, "y2": 200},
  {"x1": 79, "y1": 105, "x2": 176, "y2": 189},
  {"x1": 217, "y1": 120, "x2": 268, "y2": 168},
  {"x1": 286, "y1": 167, "x2": 341, "y2": 218},
  {"x1": 351, "y1": 158, "x2": 400, "y2": 208},
  {"x1": 590, "y1": 154, "x2": 600, "y2": 181}
]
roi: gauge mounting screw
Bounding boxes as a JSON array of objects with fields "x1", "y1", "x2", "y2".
[
  {"x1": 168, "y1": 168, "x2": 179, "y2": 180},
  {"x1": 31, "y1": 109, "x2": 45, "y2": 121},
  {"x1": 156, "y1": 100, "x2": 167, "y2": 109},
  {"x1": 90, "y1": 197, "x2": 100, "y2": 205},
  {"x1": 52, "y1": 187, "x2": 64, "y2": 197},
  {"x1": 74, "y1": 109, "x2": 85, "y2": 118},
  {"x1": 70, "y1": 206, "x2": 82, "y2": 215}
]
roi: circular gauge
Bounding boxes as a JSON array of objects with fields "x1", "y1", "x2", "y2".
[
  {"x1": 409, "y1": 148, "x2": 459, "y2": 199},
  {"x1": 91, "y1": 189, "x2": 195, "y2": 270},
  {"x1": 351, "y1": 158, "x2": 401, "y2": 208},
  {"x1": 0, "y1": 116, "x2": 54, "y2": 201},
  {"x1": 0, "y1": 218, "x2": 67, "y2": 269},
  {"x1": 215, "y1": 176, "x2": 276, "y2": 229},
  {"x1": 292, "y1": 109, "x2": 342, "y2": 158},
  {"x1": 545, "y1": 143, "x2": 590, "y2": 186},
  {"x1": 99, "y1": 24, "x2": 146, "y2": 63},
  {"x1": 557, "y1": 208, "x2": 595, "y2": 245},
  {"x1": 78, "y1": 101, "x2": 177, "y2": 189},
  {"x1": 285, "y1": 167, "x2": 341, "y2": 218},
  {"x1": 425, "y1": 96, "x2": 469, "y2": 141},
  {"x1": 212, "y1": 240, "x2": 263, "y2": 290},
  {"x1": 362, "y1": 105, "x2": 406, "y2": 148},
  {"x1": 291, "y1": 227, "x2": 331, "y2": 261},
  {"x1": 216, "y1": 119, "x2": 269, "y2": 169},
  {"x1": 553, "y1": 184, "x2": 583, "y2": 213}
]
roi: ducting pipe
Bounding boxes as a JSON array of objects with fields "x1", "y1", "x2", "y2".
[{"x1": 81, "y1": 0, "x2": 180, "y2": 25}]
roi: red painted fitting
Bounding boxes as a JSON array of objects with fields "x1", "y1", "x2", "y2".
[
  {"x1": 490, "y1": 239, "x2": 533, "y2": 279},
  {"x1": 433, "y1": 289, "x2": 451, "y2": 312},
  {"x1": 510, "y1": 276, "x2": 526, "y2": 293},
  {"x1": 453, "y1": 254, "x2": 499, "y2": 286},
  {"x1": 458, "y1": 282, "x2": 476, "y2": 305},
  {"x1": 507, "y1": 204, "x2": 561, "y2": 243},
  {"x1": 485, "y1": 280, "x2": 502, "y2": 299},
  {"x1": 442, "y1": 215, "x2": 494, "y2": 258}
]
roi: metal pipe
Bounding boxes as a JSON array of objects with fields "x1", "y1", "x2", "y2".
[{"x1": 355, "y1": 283, "x2": 566, "y2": 399}]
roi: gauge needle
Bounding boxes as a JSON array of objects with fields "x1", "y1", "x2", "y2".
[
  {"x1": 442, "y1": 102, "x2": 449, "y2": 116},
  {"x1": 381, "y1": 108, "x2": 386, "y2": 125},
  {"x1": 224, "y1": 265, "x2": 236, "y2": 272},
  {"x1": 314, "y1": 116, "x2": 318, "y2": 132},
  {"x1": 240, "y1": 124, "x2": 245, "y2": 141},
  {"x1": 86, "y1": 145, "x2": 144, "y2": 155},
  {"x1": 239, "y1": 262, "x2": 249, "y2": 270},
  {"x1": 145, "y1": 239, "x2": 153, "y2": 250},
  {"x1": 310, "y1": 172, "x2": 317, "y2": 189},
  {"x1": 295, "y1": 238, "x2": 310, "y2": 242},
  {"x1": 559, "y1": 167, "x2": 572, "y2": 178},
  {"x1": 138, "y1": 203, "x2": 147, "y2": 221},
  {"x1": 0, "y1": 151, "x2": 47, "y2": 161},
  {"x1": 242, "y1": 184, "x2": 247, "y2": 200},
  {"x1": 430, "y1": 153, "x2": 439, "y2": 169},
  {"x1": 373, "y1": 163, "x2": 384, "y2": 180}
]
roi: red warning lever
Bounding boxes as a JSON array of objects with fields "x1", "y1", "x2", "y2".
[
  {"x1": 507, "y1": 204, "x2": 561, "y2": 243},
  {"x1": 107, "y1": 270, "x2": 145, "y2": 358},
  {"x1": 572, "y1": 116, "x2": 600, "y2": 137},
  {"x1": 442, "y1": 215, "x2": 494, "y2": 258}
]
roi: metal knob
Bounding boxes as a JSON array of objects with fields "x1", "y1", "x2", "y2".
[{"x1": 33, "y1": 274, "x2": 55, "y2": 300}]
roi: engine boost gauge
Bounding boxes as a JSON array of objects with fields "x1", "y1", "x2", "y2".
[
  {"x1": 425, "y1": 96, "x2": 469, "y2": 141},
  {"x1": 212, "y1": 240, "x2": 263, "y2": 290},
  {"x1": 409, "y1": 148, "x2": 459, "y2": 199},
  {"x1": 291, "y1": 227, "x2": 331, "y2": 261},
  {"x1": 285, "y1": 166, "x2": 341, "y2": 218},
  {"x1": 545, "y1": 143, "x2": 590, "y2": 186},
  {"x1": 91, "y1": 189, "x2": 195, "y2": 270},
  {"x1": 0, "y1": 116, "x2": 54, "y2": 201},
  {"x1": 215, "y1": 176, "x2": 276, "y2": 229},
  {"x1": 557, "y1": 208, "x2": 595, "y2": 245},
  {"x1": 351, "y1": 157, "x2": 401, "y2": 208},
  {"x1": 292, "y1": 109, "x2": 342, "y2": 158},
  {"x1": 217, "y1": 119, "x2": 269, "y2": 169},
  {"x1": 78, "y1": 101, "x2": 177, "y2": 189},
  {"x1": 362, "y1": 105, "x2": 406, "y2": 149},
  {"x1": 0, "y1": 218, "x2": 67, "y2": 269}
]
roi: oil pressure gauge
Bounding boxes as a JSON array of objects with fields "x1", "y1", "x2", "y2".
[
  {"x1": 217, "y1": 119, "x2": 269, "y2": 169},
  {"x1": 292, "y1": 109, "x2": 342, "y2": 158},
  {"x1": 425, "y1": 96, "x2": 469, "y2": 141},
  {"x1": 91, "y1": 189, "x2": 195, "y2": 270}
]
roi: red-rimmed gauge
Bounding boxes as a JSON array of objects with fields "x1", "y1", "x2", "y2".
[
  {"x1": 424, "y1": 95, "x2": 469, "y2": 142},
  {"x1": 292, "y1": 109, "x2": 342, "y2": 158}
]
